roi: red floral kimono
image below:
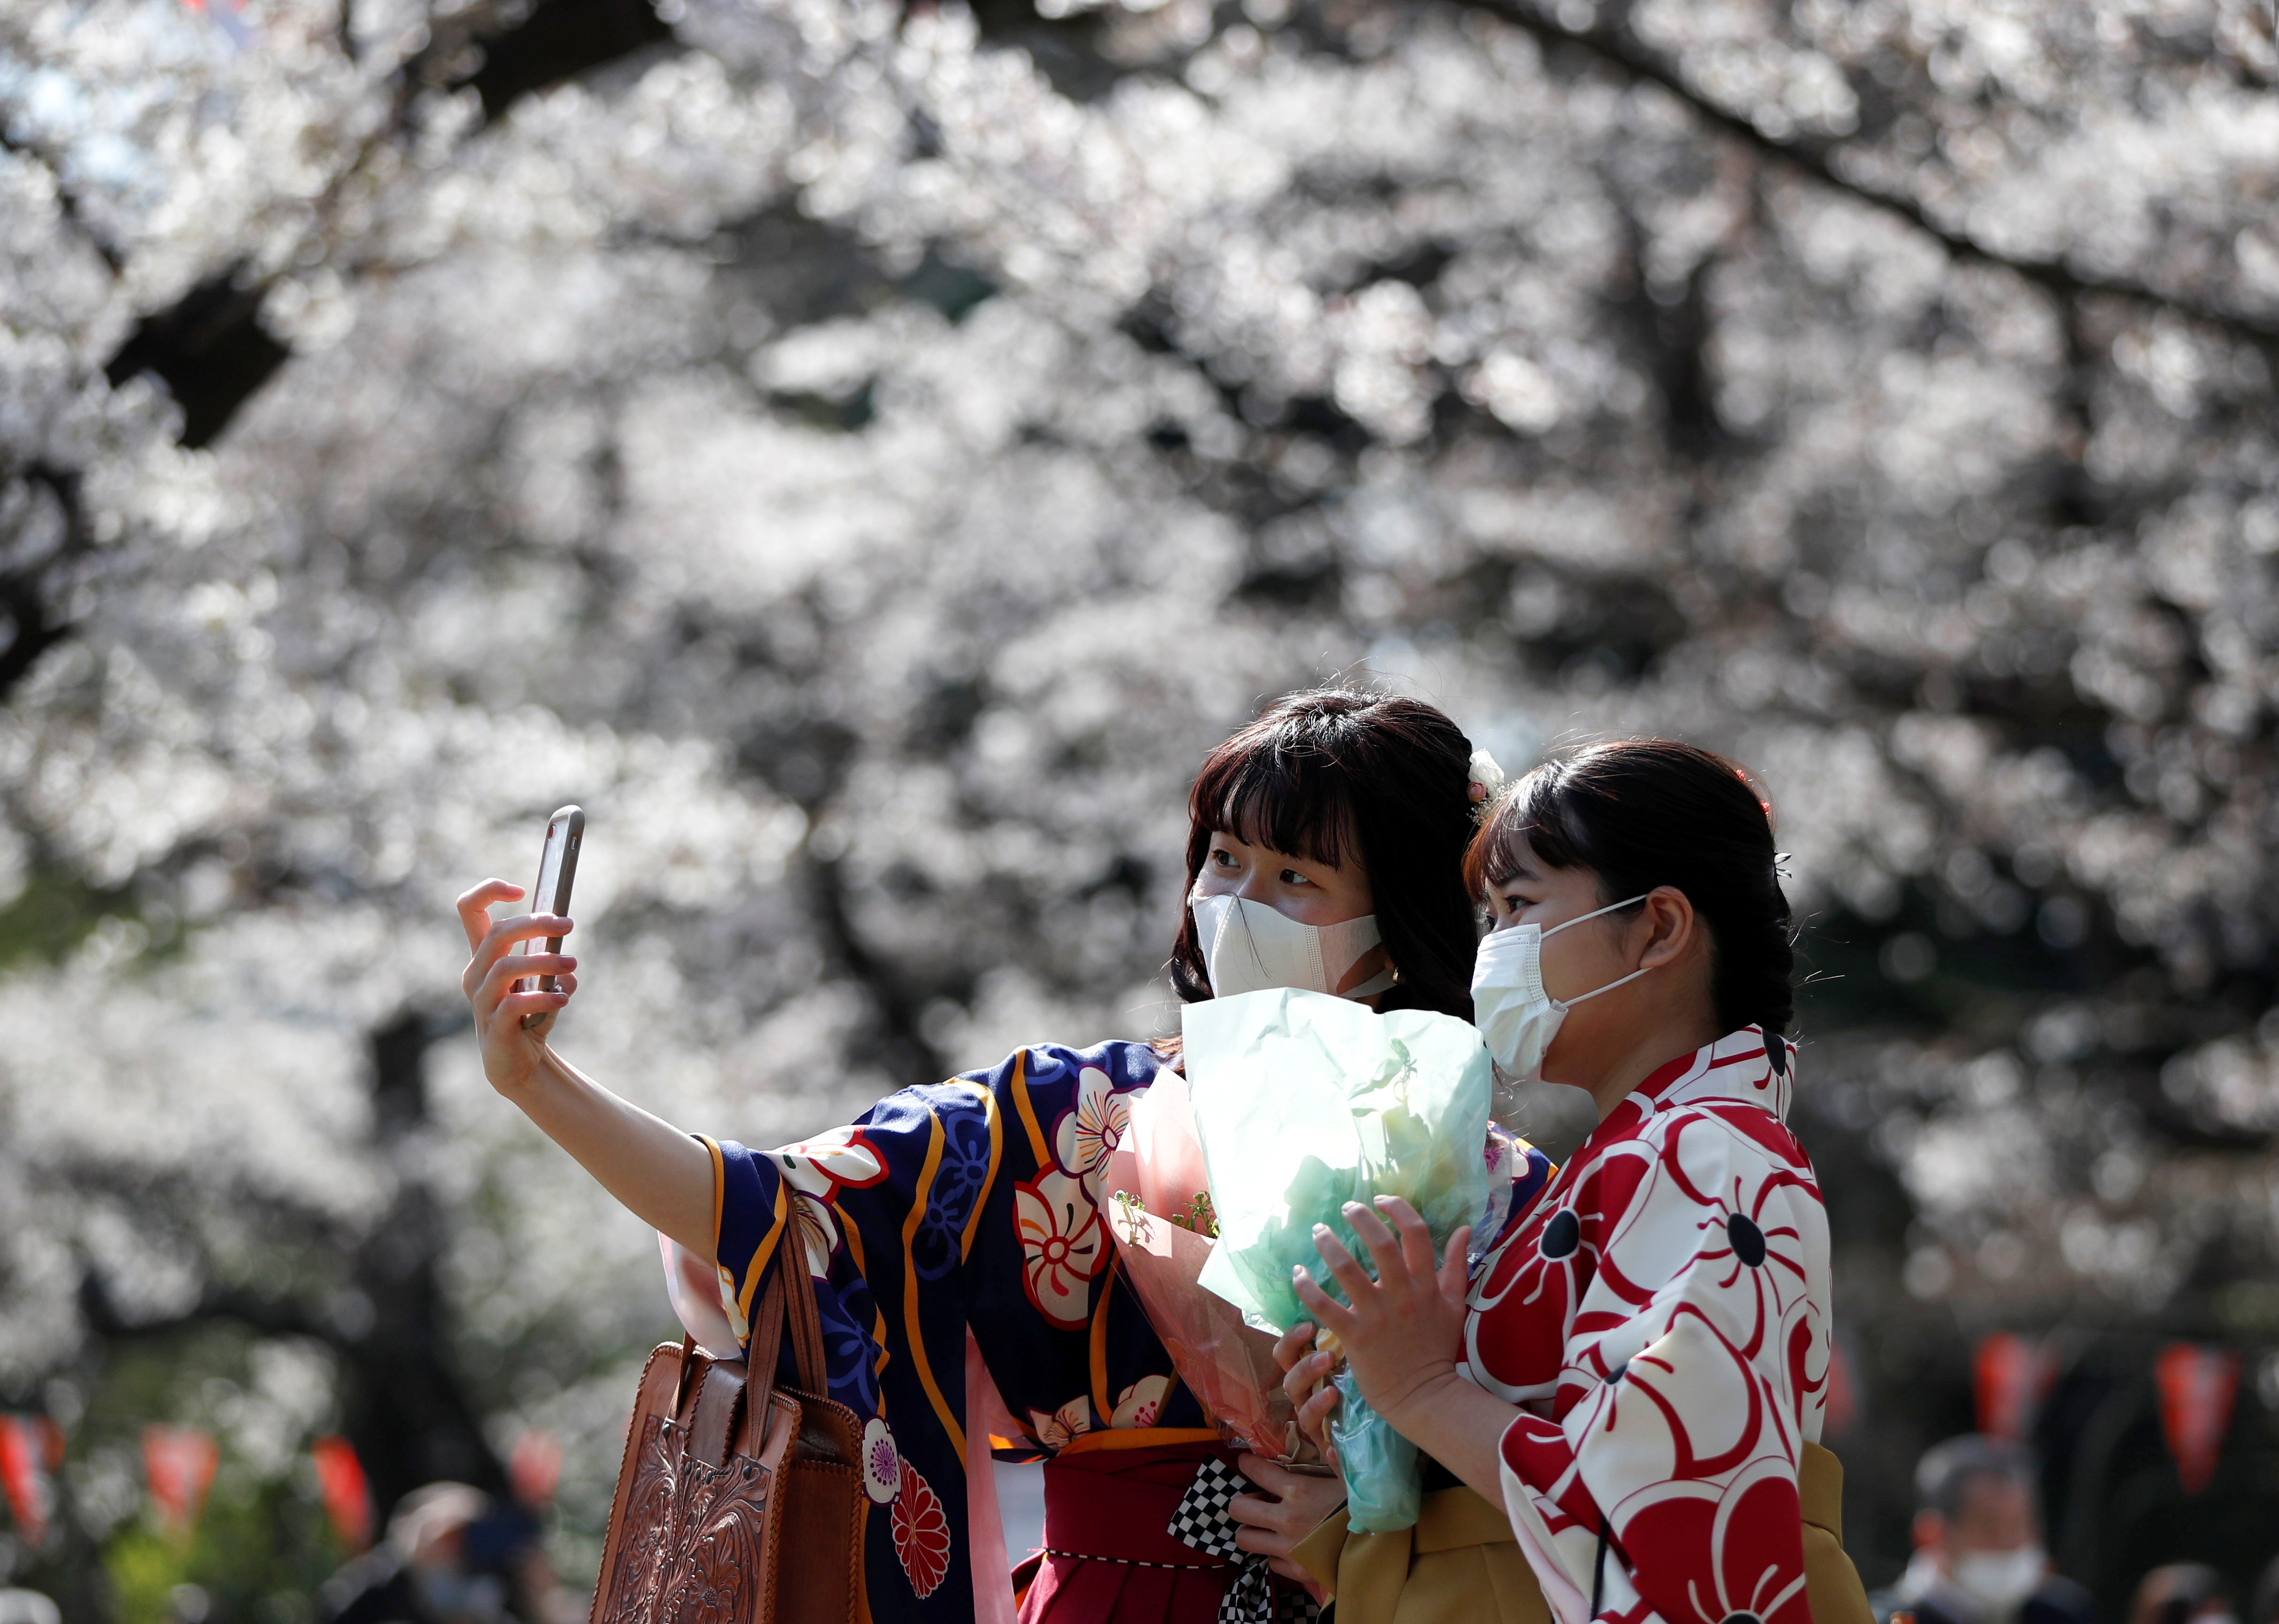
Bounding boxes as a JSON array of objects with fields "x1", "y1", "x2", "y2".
[{"x1": 1470, "y1": 1028, "x2": 1831, "y2": 1624}]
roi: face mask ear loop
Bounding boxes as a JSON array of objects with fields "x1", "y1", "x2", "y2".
[
  {"x1": 1540, "y1": 894, "x2": 1657, "y2": 1010},
  {"x1": 1539, "y1": 894, "x2": 1652, "y2": 941},
  {"x1": 1557, "y1": 963, "x2": 1653, "y2": 1009}
]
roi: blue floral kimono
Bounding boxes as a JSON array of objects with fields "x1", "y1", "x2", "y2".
[
  {"x1": 703, "y1": 1040, "x2": 1212, "y2": 1621},
  {"x1": 698, "y1": 1037, "x2": 1554, "y2": 1623}
]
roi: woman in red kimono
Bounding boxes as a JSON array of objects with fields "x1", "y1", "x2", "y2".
[
  {"x1": 1281, "y1": 740, "x2": 1829, "y2": 1624},
  {"x1": 456, "y1": 688, "x2": 1505, "y2": 1624}
]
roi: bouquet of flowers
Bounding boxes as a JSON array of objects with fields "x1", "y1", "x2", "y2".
[
  {"x1": 1183, "y1": 987, "x2": 1493, "y2": 1532},
  {"x1": 1100, "y1": 1072, "x2": 1328, "y2": 1469}
]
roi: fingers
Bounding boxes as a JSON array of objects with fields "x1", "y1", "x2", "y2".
[
  {"x1": 1226, "y1": 1494, "x2": 1282, "y2": 1534},
  {"x1": 1227, "y1": 1493, "x2": 1315, "y2": 1549},
  {"x1": 515, "y1": 974, "x2": 579, "y2": 1034},
  {"x1": 1232, "y1": 1522, "x2": 1286, "y2": 1555},
  {"x1": 1266, "y1": 1556, "x2": 1319, "y2": 1590},
  {"x1": 1235, "y1": 1452, "x2": 1301, "y2": 1498},
  {"x1": 464, "y1": 912, "x2": 574, "y2": 993},
  {"x1": 1309, "y1": 1224, "x2": 1377, "y2": 1306},
  {"x1": 497, "y1": 986, "x2": 570, "y2": 1027},
  {"x1": 455, "y1": 880, "x2": 523, "y2": 952},
  {"x1": 1439, "y1": 1224, "x2": 1474, "y2": 1302},
  {"x1": 1374, "y1": 1194, "x2": 1440, "y2": 1282},
  {"x1": 1342, "y1": 1200, "x2": 1408, "y2": 1286},
  {"x1": 476, "y1": 951, "x2": 577, "y2": 1014},
  {"x1": 1273, "y1": 1323, "x2": 1315, "y2": 1374},
  {"x1": 483, "y1": 977, "x2": 573, "y2": 1040},
  {"x1": 1282, "y1": 1348, "x2": 1331, "y2": 1405},
  {"x1": 1290, "y1": 1264, "x2": 1356, "y2": 1335}
]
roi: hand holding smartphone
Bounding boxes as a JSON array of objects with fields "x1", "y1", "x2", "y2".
[{"x1": 518, "y1": 805, "x2": 584, "y2": 1032}]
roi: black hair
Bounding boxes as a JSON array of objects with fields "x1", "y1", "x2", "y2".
[
  {"x1": 2134, "y1": 1566, "x2": 2233, "y2": 1624},
  {"x1": 1464, "y1": 738, "x2": 1794, "y2": 1036},
  {"x1": 1914, "y1": 1433, "x2": 2038, "y2": 1523},
  {"x1": 1167, "y1": 687, "x2": 1480, "y2": 1021}
]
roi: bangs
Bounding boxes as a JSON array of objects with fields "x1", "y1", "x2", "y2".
[
  {"x1": 1171, "y1": 684, "x2": 1482, "y2": 1020},
  {"x1": 1190, "y1": 738, "x2": 1354, "y2": 868},
  {"x1": 1464, "y1": 762, "x2": 1591, "y2": 894}
]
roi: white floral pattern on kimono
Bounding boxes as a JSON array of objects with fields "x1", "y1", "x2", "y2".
[{"x1": 1469, "y1": 1027, "x2": 1831, "y2": 1624}]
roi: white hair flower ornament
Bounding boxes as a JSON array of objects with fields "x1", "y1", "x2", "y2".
[{"x1": 1467, "y1": 748, "x2": 1506, "y2": 820}]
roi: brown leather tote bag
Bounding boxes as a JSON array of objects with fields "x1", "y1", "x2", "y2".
[{"x1": 589, "y1": 1268, "x2": 866, "y2": 1624}]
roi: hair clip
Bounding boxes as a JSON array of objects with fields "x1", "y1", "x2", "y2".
[
  {"x1": 1467, "y1": 749, "x2": 1506, "y2": 823},
  {"x1": 1773, "y1": 852, "x2": 1793, "y2": 879}
]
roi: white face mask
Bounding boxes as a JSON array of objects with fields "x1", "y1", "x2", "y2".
[
  {"x1": 1189, "y1": 890, "x2": 1396, "y2": 1001},
  {"x1": 1948, "y1": 1548, "x2": 2045, "y2": 1612},
  {"x1": 1470, "y1": 896, "x2": 1652, "y2": 1081}
]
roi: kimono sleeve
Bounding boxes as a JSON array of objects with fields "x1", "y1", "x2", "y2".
[
  {"x1": 696, "y1": 1040, "x2": 1180, "y2": 1454},
  {"x1": 698, "y1": 1111, "x2": 912, "y2": 1399},
  {"x1": 1498, "y1": 1110, "x2": 1828, "y2": 1624}
]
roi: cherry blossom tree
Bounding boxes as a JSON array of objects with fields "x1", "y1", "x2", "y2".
[{"x1": 5, "y1": 0, "x2": 2279, "y2": 1606}]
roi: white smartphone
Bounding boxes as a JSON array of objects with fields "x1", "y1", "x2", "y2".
[{"x1": 518, "y1": 805, "x2": 584, "y2": 1032}]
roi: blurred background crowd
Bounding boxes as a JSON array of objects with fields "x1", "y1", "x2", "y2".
[{"x1": 5, "y1": 0, "x2": 2279, "y2": 1616}]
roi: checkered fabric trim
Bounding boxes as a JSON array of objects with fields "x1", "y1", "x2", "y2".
[
  {"x1": 1167, "y1": 1458, "x2": 1322, "y2": 1624},
  {"x1": 1167, "y1": 1457, "x2": 1247, "y2": 1557}
]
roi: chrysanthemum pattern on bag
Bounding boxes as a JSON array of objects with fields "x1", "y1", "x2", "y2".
[{"x1": 1474, "y1": 1027, "x2": 1831, "y2": 1624}]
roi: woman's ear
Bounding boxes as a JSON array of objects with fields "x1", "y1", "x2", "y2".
[{"x1": 1634, "y1": 886, "x2": 1697, "y2": 969}]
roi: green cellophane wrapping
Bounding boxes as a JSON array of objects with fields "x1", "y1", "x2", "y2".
[{"x1": 1183, "y1": 988, "x2": 1492, "y2": 1531}]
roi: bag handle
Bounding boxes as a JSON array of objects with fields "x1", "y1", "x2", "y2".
[
  {"x1": 781, "y1": 1257, "x2": 829, "y2": 1395},
  {"x1": 668, "y1": 1332, "x2": 703, "y2": 1423},
  {"x1": 749, "y1": 1271, "x2": 789, "y2": 1393},
  {"x1": 746, "y1": 1255, "x2": 831, "y2": 1400}
]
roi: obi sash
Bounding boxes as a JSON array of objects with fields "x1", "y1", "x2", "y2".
[{"x1": 1015, "y1": 1438, "x2": 1239, "y2": 1624}]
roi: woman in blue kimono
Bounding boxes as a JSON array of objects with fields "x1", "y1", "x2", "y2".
[{"x1": 456, "y1": 688, "x2": 1539, "y2": 1623}]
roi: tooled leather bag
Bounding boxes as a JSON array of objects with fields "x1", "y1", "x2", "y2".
[{"x1": 588, "y1": 1267, "x2": 865, "y2": 1624}]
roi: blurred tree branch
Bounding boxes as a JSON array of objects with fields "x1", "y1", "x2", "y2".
[
  {"x1": 1467, "y1": 0, "x2": 2279, "y2": 350},
  {"x1": 97, "y1": 0, "x2": 676, "y2": 459},
  {"x1": 804, "y1": 850, "x2": 952, "y2": 1093},
  {"x1": 0, "y1": 0, "x2": 681, "y2": 707},
  {"x1": 461, "y1": 0, "x2": 675, "y2": 122}
]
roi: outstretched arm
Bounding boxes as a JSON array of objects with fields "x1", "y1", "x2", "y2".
[{"x1": 456, "y1": 878, "x2": 715, "y2": 1259}]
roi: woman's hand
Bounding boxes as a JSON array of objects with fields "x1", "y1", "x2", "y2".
[
  {"x1": 452, "y1": 878, "x2": 714, "y2": 1255},
  {"x1": 1273, "y1": 1323, "x2": 1342, "y2": 1465},
  {"x1": 457, "y1": 879, "x2": 577, "y2": 1096},
  {"x1": 1291, "y1": 1196, "x2": 1471, "y2": 1438},
  {"x1": 1226, "y1": 1452, "x2": 1344, "y2": 1596}
]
